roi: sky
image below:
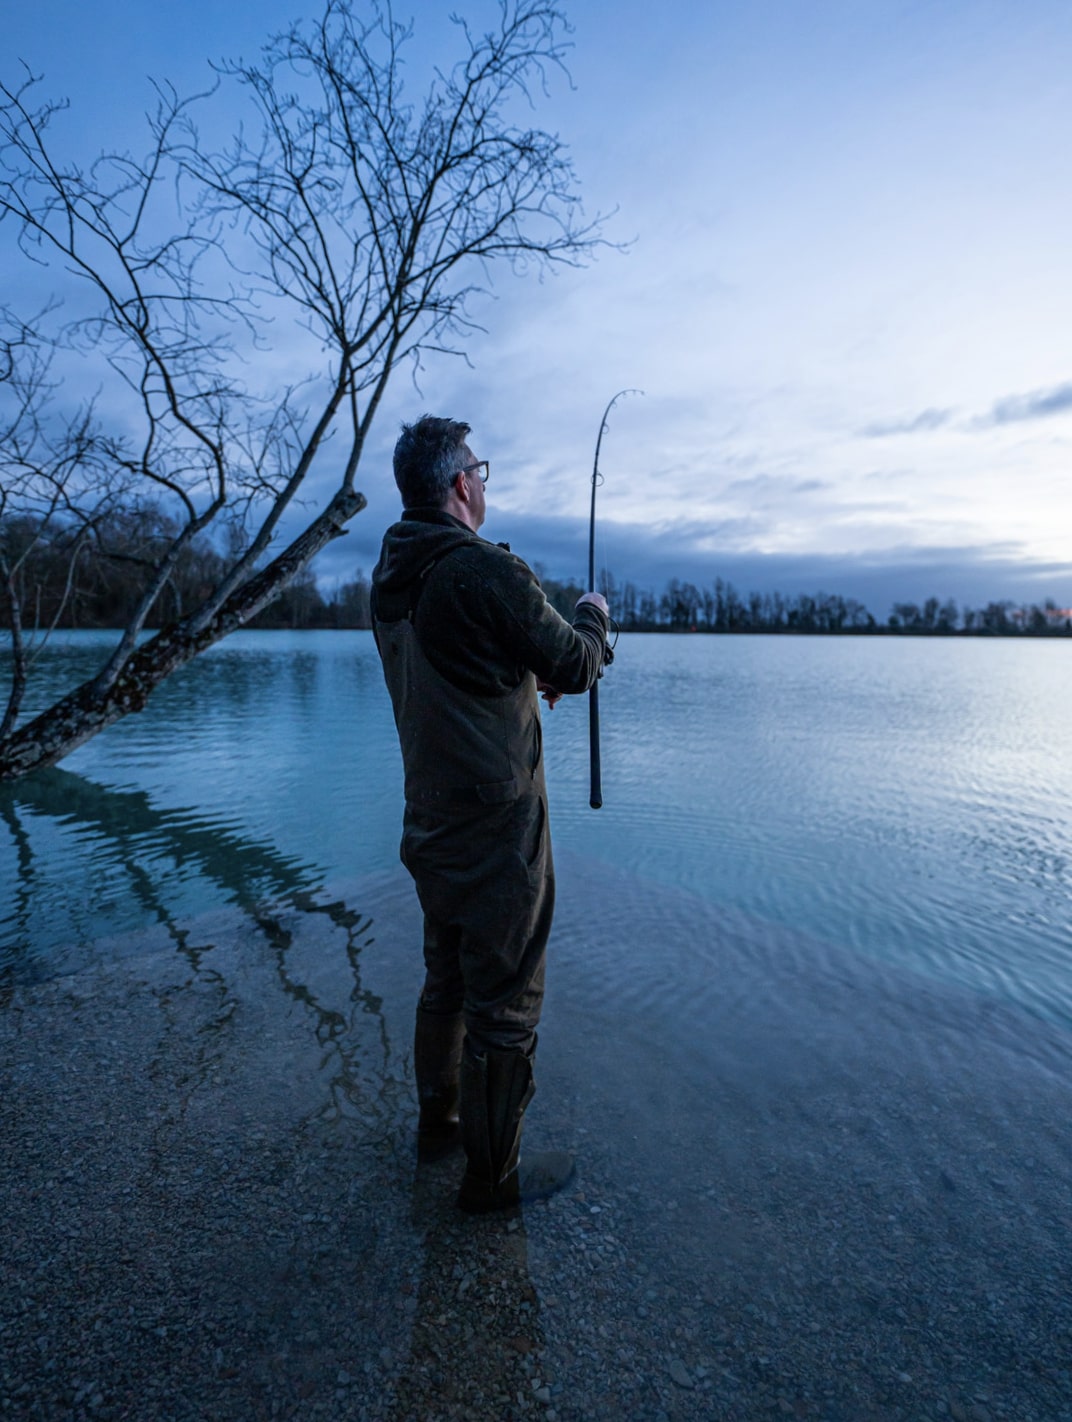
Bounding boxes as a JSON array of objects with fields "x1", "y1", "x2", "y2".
[{"x1": 5, "y1": 0, "x2": 1072, "y2": 614}]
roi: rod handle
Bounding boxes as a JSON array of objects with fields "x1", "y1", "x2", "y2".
[{"x1": 588, "y1": 679, "x2": 602, "y2": 810}]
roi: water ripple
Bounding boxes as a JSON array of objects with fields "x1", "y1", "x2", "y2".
[{"x1": 3, "y1": 632, "x2": 1071, "y2": 1029}]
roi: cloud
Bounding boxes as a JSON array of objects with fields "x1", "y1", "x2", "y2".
[
  {"x1": 982, "y1": 382, "x2": 1072, "y2": 427},
  {"x1": 860, "y1": 382, "x2": 1072, "y2": 439},
  {"x1": 723, "y1": 474, "x2": 830, "y2": 497},
  {"x1": 312, "y1": 504, "x2": 1072, "y2": 614},
  {"x1": 860, "y1": 408, "x2": 954, "y2": 437}
]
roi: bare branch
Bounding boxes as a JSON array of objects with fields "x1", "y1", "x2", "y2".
[{"x1": 0, "y1": 0, "x2": 608, "y2": 777}]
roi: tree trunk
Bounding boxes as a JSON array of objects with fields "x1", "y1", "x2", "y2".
[{"x1": 0, "y1": 489, "x2": 365, "y2": 782}]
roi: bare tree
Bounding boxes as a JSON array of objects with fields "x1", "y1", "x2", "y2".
[
  {"x1": 0, "y1": 0, "x2": 602, "y2": 781},
  {"x1": 0, "y1": 317, "x2": 124, "y2": 740}
]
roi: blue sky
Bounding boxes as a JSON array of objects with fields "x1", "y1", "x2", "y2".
[{"x1": 7, "y1": 0, "x2": 1072, "y2": 612}]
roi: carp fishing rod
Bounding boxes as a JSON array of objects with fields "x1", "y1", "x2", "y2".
[{"x1": 587, "y1": 388, "x2": 642, "y2": 810}]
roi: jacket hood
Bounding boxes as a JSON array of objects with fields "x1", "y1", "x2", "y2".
[{"x1": 372, "y1": 508, "x2": 481, "y2": 594}]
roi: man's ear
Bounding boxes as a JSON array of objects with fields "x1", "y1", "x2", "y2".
[{"x1": 454, "y1": 471, "x2": 470, "y2": 502}]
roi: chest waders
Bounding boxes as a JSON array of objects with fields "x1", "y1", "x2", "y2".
[{"x1": 375, "y1": 563, "x2": 574, "y2": 1210}]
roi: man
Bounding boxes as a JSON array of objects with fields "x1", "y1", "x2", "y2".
[{"x1": 371, "y1": 415, "x2": 609, "y2": 1213}]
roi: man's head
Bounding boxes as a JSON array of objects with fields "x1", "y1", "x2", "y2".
[{"x1": 393, "y1": 414, "x2": 486, "y2": 531}]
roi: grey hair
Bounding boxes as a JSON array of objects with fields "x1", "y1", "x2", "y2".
[{"x1": 393, "y1": 415, "x2": 471, "y2": 509}]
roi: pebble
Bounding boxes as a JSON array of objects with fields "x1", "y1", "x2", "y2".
[{"x1": 668, "y1": 1358, "x2": 694, "y2": 1389}]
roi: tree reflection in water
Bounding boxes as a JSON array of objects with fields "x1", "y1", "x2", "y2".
[{"x1": 0, "y1": 766, "x2": 398, "y2": 1134}]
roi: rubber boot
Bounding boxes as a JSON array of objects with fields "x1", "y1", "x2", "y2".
[
  {"x1": 414, "y1": 1004, "x2": 465, "y2": 1162},
  {"x1": 455, "y1": 1038, "x2": 574, "y2": 1213}
]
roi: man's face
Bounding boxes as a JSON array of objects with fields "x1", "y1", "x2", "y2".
[{"x1": 458, "y1": 442, "x2": 486, "y2": 530}]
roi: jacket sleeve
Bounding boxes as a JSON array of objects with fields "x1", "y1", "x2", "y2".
[{"x1": 478, "y1": 551, "x2": 608, "y2": 694}]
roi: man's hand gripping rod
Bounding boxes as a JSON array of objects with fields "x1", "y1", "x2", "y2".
[{"x1": 588, "y1": 389, "x2": 641, "y2": 810}]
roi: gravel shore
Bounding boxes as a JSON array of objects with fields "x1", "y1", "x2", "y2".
[{"x1": 4, "y1": 868, "x2": 1072, "y2": 1421}]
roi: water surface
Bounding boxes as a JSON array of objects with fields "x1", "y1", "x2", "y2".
[
  {"x1": 3, "y1": 631, "x2": 1069, "y2": 1030},
  {"x1": 5, "y1": 630, "x2": 1072, "y2": 1418}
]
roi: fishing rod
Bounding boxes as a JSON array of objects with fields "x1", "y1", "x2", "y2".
[{"x1": 587, "y1": 388, "x2": 641, "y2": 810}]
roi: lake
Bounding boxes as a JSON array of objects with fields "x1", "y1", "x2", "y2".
[
  {"x1": 4, "y1": 631, "x2": 1072, "y2": 1418},
  {"x1": 3, "y1": 631, "x2": 1070, "y2": 1027}
]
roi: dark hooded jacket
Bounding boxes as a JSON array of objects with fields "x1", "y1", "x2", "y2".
[{"x1": 371, "y1": 508, "x2": 607, "y2": 810}]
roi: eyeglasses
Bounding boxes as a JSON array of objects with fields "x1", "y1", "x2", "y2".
[{"x1": 459, "y1": 460, "x2": 490, "y2": 485}]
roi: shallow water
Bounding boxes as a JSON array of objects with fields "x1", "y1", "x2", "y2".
[{"x1": 2, "y1": 630, "x2": 1070, "y2": 1030}]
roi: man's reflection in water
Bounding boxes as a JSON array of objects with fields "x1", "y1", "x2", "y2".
[{"x1": 386, "y1": 1164, "x2": 548, "y2": 1420}]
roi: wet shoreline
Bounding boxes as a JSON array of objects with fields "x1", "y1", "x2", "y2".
[{"x1": 4, "y1": 866, "x2": 1072, "y2": 1421}]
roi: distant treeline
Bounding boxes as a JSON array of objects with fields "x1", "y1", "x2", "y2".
[
  {"x1": 2, "y1": 508, "x2": 1069, "y2": 636},
  {"x1": 0, "y1": 509, "x2": 368, "y2": 631},
  {"x1": 581, "y1": 575, "x2": 1072, "y2": 637}
]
